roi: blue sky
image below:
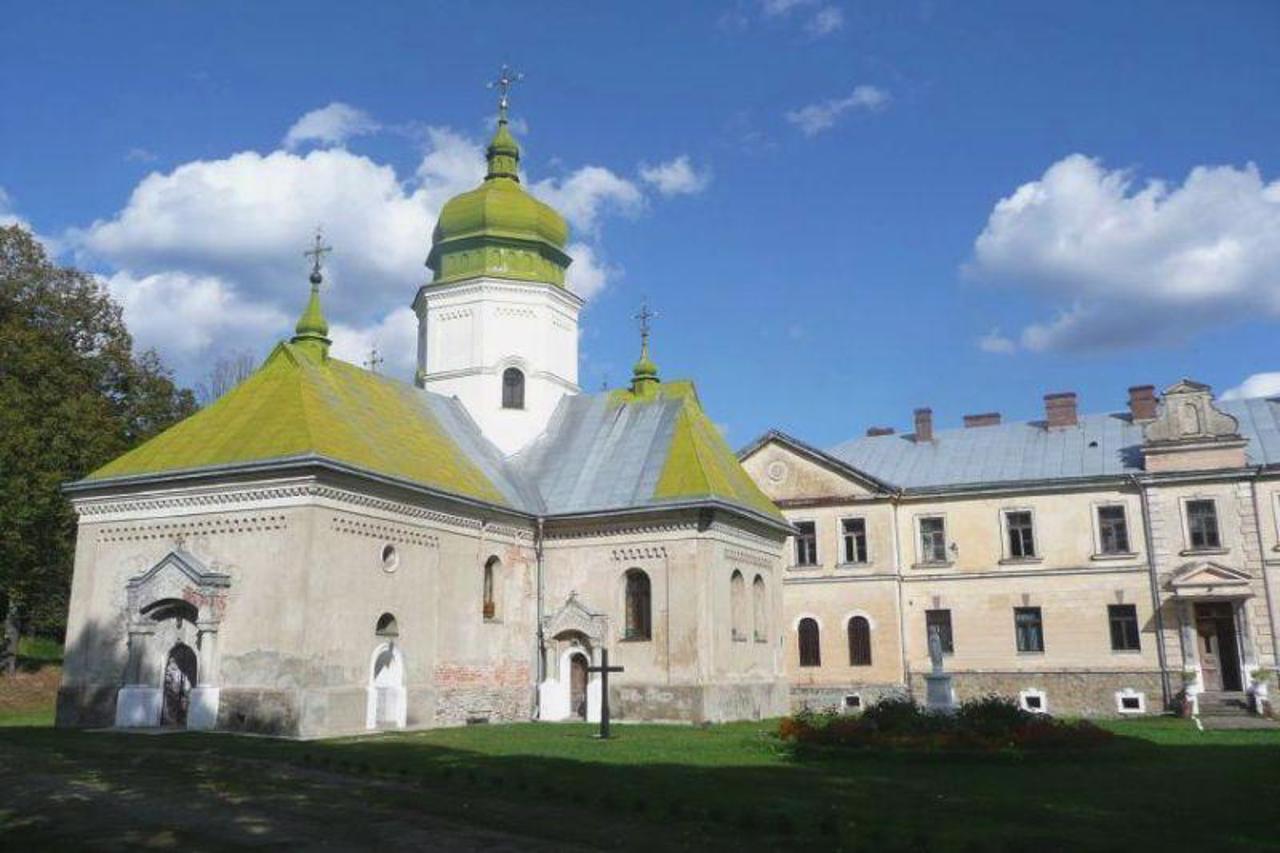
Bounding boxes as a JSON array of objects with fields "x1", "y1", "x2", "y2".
[{"x1": 3, "y1": 1, "x2": 1279, "y2": 448}]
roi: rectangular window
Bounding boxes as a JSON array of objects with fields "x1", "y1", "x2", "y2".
[
  {"x1": 1108, "y1": 604, "x2": 1141, "y2": 651},
  {"x1": 925, "y1": 609, "x2": 953, "y2": 654},
  {"x1": 1097, "y1": 505, "x2": 1131, "y2": 554},
  {"x1": 1014, "y1": 607, "x2": 1044, "y2": 653},
  {"x1": 919, "y1": 517, "x2": 947, "y2": 563},
  {"x1": 794, "y1": 521, "x2": 818, "y2": 566},
  {"x1": 1005, "y1": 510, "x2": 1036, "y2": 559},
  {"x1": 841, "y1": 518, "x2": 868, "y2": 564},
  {"x1": 1186, "y1": 500, "x2": 1221, "y2": 549}
]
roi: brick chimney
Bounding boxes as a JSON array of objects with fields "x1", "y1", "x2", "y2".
[
  {"x1": 1044, "y1": 392, "x2": 1078, "y2": 428},
  {"x1": 914, "y1": 407, "x2": 933, "y2": 442},
  {"x1": 1128, "y1": 385, "x2": 1157, "y2": 421},
  {"x1": 963, "y1": 412, "x2": 1001, "y2": 428},
  {"x1": 866, "y1": 426, "x2": 896, "y2": 437}
]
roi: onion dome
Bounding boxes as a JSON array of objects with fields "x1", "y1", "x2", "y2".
[{"x1": 426, "y1": 116, "x2": 572, "y2": 286}]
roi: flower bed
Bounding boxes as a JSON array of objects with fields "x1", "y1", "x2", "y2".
[{"x1": 778, "y1": 695, "x2": 1113, "y2": 751}]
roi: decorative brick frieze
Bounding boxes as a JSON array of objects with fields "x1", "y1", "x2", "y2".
[
  {"x1": 97, "y1": 514, "x2": 288, "y2": 543},
  {"x1": 330, "y1": 516, "x2": 438, "y2": 549}
]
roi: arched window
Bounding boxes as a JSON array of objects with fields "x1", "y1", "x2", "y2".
[
  {"x1": 752, "y1": 575, "x2": 767, "y2": 642},
  {"x1": 376, "y1": 612, "x2": 399, "y2": 638},
  {"x1": 730, "y1": 571, "x2": 746, "y2": 641},
  {"x1": 502, "y1": 367, "x2": 525, "y2": 410},
  {"x1": 798, "y1": 617, "x2": 821, "y2": 667},
  {"x1": 624, "y1": 569, "x2": 651, "y2": 641},
  {"x1": 483, "y1": 556, "x2": 499, "y2": 620},
  {"x1": 848, "y1": 616, "x2": 872, "y2": 666}
]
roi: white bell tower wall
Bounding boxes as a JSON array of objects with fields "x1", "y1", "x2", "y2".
[{"x1": 413, "y1": 277, "x2": 581, "y2": 456}]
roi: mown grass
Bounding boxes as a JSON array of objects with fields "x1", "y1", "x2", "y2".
[{"x1": 2, "y1": 716, "x2": 1276, "y2": 850}]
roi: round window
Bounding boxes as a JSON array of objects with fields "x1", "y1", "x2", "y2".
[{"x1": 381, "y1": 544, "x2": 399, "y2": 573}]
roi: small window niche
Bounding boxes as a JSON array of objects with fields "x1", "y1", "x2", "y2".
[
  {"x1": 1115, "y1": 689, "x2": 1146, "y2": 715},
  {"x1": 381, "y1": 544, "x2": 399, "y2": 573},
  {"x1": 842, "y1": 694, "x2": 863, "y2": 715},
  {"x1": 1019, "y1": 688, "x2": 1048, "y2": 714}
]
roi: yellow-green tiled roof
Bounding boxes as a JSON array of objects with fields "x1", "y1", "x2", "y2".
[{"x1": 87, "y1": 343, "x2": 512, "y2": 507}]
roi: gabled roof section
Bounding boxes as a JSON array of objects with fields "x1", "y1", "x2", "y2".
[
  {"x1": 1167, "y1": 561, "x2": 1255, "y2": 596},
  {"x1": 513, "y1": 381, "x2": 784, "y2": 524},
  {"x1": 738, "y1": 429, "x2": 897, "y2": 495},
  {"x1": 85, "y1": 343, "x2": 526, "y2": 509}
]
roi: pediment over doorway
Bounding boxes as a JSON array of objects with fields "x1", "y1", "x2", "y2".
[
  {"x1": 126, "y1": 549, "x2": 230, "y2": 623},
  {"x1": 543, "y1": 592, "x2": 607, "y2": 643},
  {"x1": 1166, "y1": 561, "x2": 1253, "y2": 598}
]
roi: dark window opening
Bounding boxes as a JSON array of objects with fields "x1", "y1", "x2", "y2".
[
  {"x1": 1098, "y1": 505, "x2": 1131, "y2": 554},
  {"x1": 625, "y1": 569, "x2": 652, "y2": 641},
  {"x1": 502, "y1": 367, "x2": 525, "y2": 410},
  {"x1": 794, "y1": 521, "x2": 818, "y2": 566},
  {"x1": 847, "y1": 616, "x2": 872, "y2": 666},
  {"x1": 1108, "y1": 604, "x2": 1141, "y2": 651},
  {"x1": 1015, "y1": 607, "x2": 1044, "y2": 653},
  {"x1": 925, "y1": 609, "x2": 953, "y2": 654},
  {"x1": 1006, "y1": 511, "x2": 1036, "y2": 558},
  {"x1": 798, "y1": 617, "x2": 821, "y2": 667},
  {"x1": 920, "y1": 517, "x2": 947, "y2": 563},
  {"x1": 842, "y1": 518, "x2": 868, "y2": 564},
  {"x1": 1187, "y1": 500, "x2": 1221, "y2": 549}
]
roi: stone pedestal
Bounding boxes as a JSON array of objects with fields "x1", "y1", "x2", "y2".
[
  {"x1": 188, "y1": 686, "x2": 221, "y2": 730},
  {"x1": 924, "y1": 673, "x2": 955, "y2": 713},
  {"x1": 114, "y1": 685, "x2": 162, "y2": 727}
]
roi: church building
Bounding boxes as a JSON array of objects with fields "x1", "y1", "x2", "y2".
[{"x1": 55, "y1": 88, "x2": 791, "y2": 737}]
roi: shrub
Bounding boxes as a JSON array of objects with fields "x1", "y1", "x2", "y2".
[
  {"x1": 955, "y1": 694, "x2": 1032, "y2": 738},
  {"x1": 861, "y1": 695, "x2": 928, "y2": 734}
]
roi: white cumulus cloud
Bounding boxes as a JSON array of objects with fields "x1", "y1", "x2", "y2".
[
  {"x1": 967, "y1": 154, "x2": 1280, "y2": 352},
  {"x1": 330, "y1": 306, "x2": 419, "y2": 377},
  {"x1": 639, "y1": 156, "x2": 711, "y2": 197},
  {"x1": 805, "y1": 6, "x2": 844, "y2": 36},
  {"x1": 564, "y1": 242, "x2": 618, "y2": 301},
  {"x1": 1222, "y1": 372, "x2": 1280, "y2": 401},
  {"x1": 283, "y1": 102, "x2": 381, "y2": 150},
  {"x1": 786, "y1": 85, "x2": 890, "y2": 136},
  {"x1": 532, "y1": 166, "x2": 644, "y2": 235},
  {"x1": 978, "y1": 329, "x2": 1017, "y2": 355}
]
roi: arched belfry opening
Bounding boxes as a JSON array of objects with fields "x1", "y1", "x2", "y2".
[{"x1": 367, "y1": 613, "x2": 406, "y2": 730}]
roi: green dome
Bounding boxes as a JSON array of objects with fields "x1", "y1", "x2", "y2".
[{"x1": 426, "y1": 119, "x2": 572, "y2": 286}]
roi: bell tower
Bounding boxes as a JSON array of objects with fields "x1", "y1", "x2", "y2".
[{"x1": 413, "y1": 67, "x2": 581, "y2": 455}]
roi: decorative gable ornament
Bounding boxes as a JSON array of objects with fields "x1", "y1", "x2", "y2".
[
  {"x1": 1166, "y1": 560, "x2": 1254, "y2": 599},
  {"x1": 1141, "y1": 379, "x2": 1247, "y2": 472},
  {"x1": 125, "y1": 549, "x2": 231, "y2": 626},
  {"x1": 542, "y1": 591, "x2": 608, "y2": 643}
]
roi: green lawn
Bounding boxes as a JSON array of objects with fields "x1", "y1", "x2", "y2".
[{"x1": 1, "y1": 716, "x2": 1277, "y2": 850}]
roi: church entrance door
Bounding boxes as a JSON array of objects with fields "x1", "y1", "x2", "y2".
[
  {"x1": 1195, "y1": 602, "x2": 1241, "y2": 692},
  {"x1": 570, "y1": 654, "x2": 588, "y2": 720},
  {"x1": 161, "y1": 643, "x2": 197, "y2": 726}
]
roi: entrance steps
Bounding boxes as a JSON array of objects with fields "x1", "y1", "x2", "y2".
[{"x1": 1197, "y1": 691, "x2": 1250, "y2": 717}]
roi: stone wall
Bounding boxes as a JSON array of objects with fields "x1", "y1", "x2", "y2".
[
  {"x1": 906, "y1": 670, "x2": 1167, "y2": 717},
  {"x1": 433, "y1": 661, "x2": 530, "y2": 725}
]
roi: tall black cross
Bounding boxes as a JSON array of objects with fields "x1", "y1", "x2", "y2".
[{"x1": 587, "y1": 648, "x2": 624, "y2": 739}]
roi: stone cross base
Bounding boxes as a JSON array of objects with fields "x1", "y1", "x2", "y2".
[{"x1": 924, "y1": 673, "x2": 956, "y2": 713}]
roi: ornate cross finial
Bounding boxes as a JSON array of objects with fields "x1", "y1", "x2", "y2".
[
  {"x1": 487, "y1": 64, "x2": 524, "y2": 121},
  {"x1": 635, "y1": 300, "x2": 657, "y2": 350},
  {"x1": 304, "y1": 228, "x2": 332, "y2": 287},
  {"x1": 364, "y1": 346, "x2": 384, "y2": 374}
]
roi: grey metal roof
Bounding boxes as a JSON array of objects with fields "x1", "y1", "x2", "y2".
[
  {"x1": 508, "y1": 392, "x2": 682, "y2": 515},
  {"x1": 825, "y1": 397, "x2": 1280, "y2": 490}
]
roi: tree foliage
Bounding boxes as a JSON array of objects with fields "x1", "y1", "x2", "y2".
[
  {"x1": 195, "y1": 350, "x2": 257, "y2": 406},
  {"x1": 0, "y1": 226, "x2": 196, "y2": 646}
]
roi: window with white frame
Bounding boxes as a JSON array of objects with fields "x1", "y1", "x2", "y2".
[
  {"x1": 1004, "y1": 510, "x2": 1037, "y2": 559},
  {"x1": 794, "y1": 521, "x2": 818, "y2": 566},
  {"x1": 1115, "y1": 689, "x2": 1146, "y2": 714},
  {"x1": 1097, "y1": 505, "x2": 1131, "y2": 555},
  {"x1": 841, "y1": 517, "x2": 868, "y2": 564},
  {"x1": 1019, "y1": 688, "x2": 1048, "y2": 713},
  {"x1": 918, "y1": 516, "x2": 947, "y2": 564},
  {"x1": 1186, "y1": 499, "x2": 1221, "y2": 550}
]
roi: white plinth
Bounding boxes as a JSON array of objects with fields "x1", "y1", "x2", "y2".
[
  {"x1": 924, "y1": 673, "x2": 955, "y2": 713},
  {"x1": 115, "y1": 686, "x2": 162, "y2": 728},
  {"x1": 188, "y1": 686, "x2": 221, "y2": 730}
]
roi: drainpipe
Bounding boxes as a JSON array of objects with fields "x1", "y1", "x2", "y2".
[
  {"x1": 1132, "y1": 475, "x2": 1171, "y2": 709},
  {"x1": 1248, "y1": 469, "x2": 1280, "y2": 669},
  {"x1": 890, "y1": 490, "x2": 911, "y2": 699},
  {"x1": 533, "y1": 516, "x2": 546, "y2": 720}
]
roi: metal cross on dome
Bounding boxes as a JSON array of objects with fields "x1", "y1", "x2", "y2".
[
  {"x1": 364, "y1": 346, "x2": 384, "y2": 374},
  {"x1": 487, "y1": 64, "x2": 524, "y2": 120},
  {"x1": 304, "y1": 229, "x2": 332, "y2": 281},
  {"x1": 635, "y1": 301, "x2": 657, "y2": 349}
]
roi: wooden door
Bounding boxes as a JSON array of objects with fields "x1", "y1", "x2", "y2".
[
  {"x1": 570, "y1": 654, "x2": 588, "y2": 720},
  {"x1": 1196, "y1": 616, "x2": 1224, "y2": 691},
  {"x1": 161, "y1": 643, "x2": 196, "y2": 726}
]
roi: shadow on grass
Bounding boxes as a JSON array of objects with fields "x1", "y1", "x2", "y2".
[{"x1": 3, "y1": 721, "x2": 1276, "y2": 851}]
